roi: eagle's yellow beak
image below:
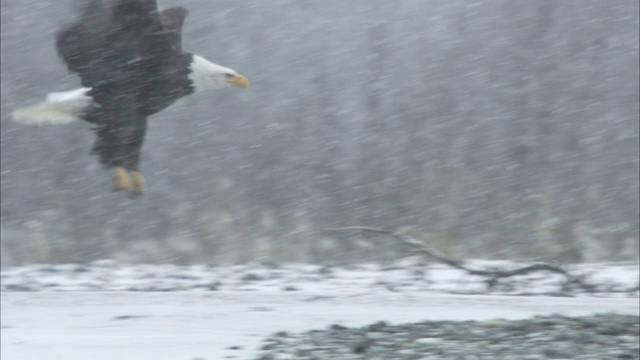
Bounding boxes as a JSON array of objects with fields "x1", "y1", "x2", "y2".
[{"x1": 231, "y1": 74, "x2": 250, "y2": 89}]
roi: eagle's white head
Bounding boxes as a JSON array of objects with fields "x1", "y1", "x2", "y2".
[{"x1": 188, "y1": 55, "x2": 249, "y2": 91}]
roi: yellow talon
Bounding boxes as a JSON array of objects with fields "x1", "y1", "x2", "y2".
[
  {"x1": 113, "y1": 166, "x2": 132, "y2": 191},
  {"x1": 130, "y1": 171, "x2": 146, "y2": 194}
]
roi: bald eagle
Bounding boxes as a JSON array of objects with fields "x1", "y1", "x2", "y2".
[{"x1": 12, "y1": 0, "x2": 249, "y2": 194}]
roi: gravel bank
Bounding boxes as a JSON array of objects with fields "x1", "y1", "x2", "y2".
[{"x1": 254, "y1": 313, "x2": 639, "y2": 360}]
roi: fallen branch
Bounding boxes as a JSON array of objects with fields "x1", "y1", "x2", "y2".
[{"x1": 323, "y1": 226, "x2": 599, "y2": 292}]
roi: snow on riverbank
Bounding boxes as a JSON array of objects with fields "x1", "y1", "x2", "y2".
[
  {"x1": 1, "y1": 259, "x2": 638, "y2": 360},
  {"x1": 2, "y1": 259, "x2": 638, "y2": 295}
]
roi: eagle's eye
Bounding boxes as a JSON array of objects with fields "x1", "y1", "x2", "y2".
[{"x1": 224, "y1": 73, "x2": 235, "y2": 80}]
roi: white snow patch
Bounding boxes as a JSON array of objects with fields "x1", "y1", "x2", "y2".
[{"x1": 1, "y1": 260, "x2": 638, "y2": 360}]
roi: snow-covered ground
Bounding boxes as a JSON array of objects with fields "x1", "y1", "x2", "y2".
[{"x1": 1, "y1": 259, "x2": 638, "y2": 360}]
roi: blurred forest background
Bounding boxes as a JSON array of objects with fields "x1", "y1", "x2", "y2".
[{"x1": 1, "y1": 0, "x2": 638, "y2": 265}]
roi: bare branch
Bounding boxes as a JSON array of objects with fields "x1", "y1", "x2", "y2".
[{"x1": 323, "y1": 226, "x2": 601, "y2": 292}]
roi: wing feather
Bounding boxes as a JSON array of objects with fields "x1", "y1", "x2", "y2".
[
  {"x1": 159, "y1": 6, "x2": 189, "y2": 52},
  {"x1": 55, "y1": 0, "x2": 179, "y2": 87}
]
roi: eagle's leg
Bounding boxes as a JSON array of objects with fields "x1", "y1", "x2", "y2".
[
  {"x1": 114, "y1": 116, "x2": 147, "y2": 194},
  {"x1": 130, "y1": 171, "x2": 146, "y2": 194},
  {"x1": 93, "y1": 114, "x2": 147, "y2": 194},
  {"x1": 113, "y1": 166, "x2": 133, "y2": 191}
]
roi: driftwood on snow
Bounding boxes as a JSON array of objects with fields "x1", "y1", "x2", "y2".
[{"x1": 324, "y1": 226, "x2": 635, "y2": 294}]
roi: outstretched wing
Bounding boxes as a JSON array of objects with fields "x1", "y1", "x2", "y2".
[
  {"x1": 55, "y1": 0, "x2": 177, "y2": 87},
  {"x1": 158, "y1": 6, "x2": 189, "y2": 52}
]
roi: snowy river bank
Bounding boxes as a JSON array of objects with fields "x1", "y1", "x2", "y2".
[{"x1": 2, "y1": 259, "x2": 638, "y2": 359}]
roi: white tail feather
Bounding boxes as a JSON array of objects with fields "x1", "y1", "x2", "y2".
[{"x1": 12, "y1": 87, "x2": 93, "y2": 125}]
